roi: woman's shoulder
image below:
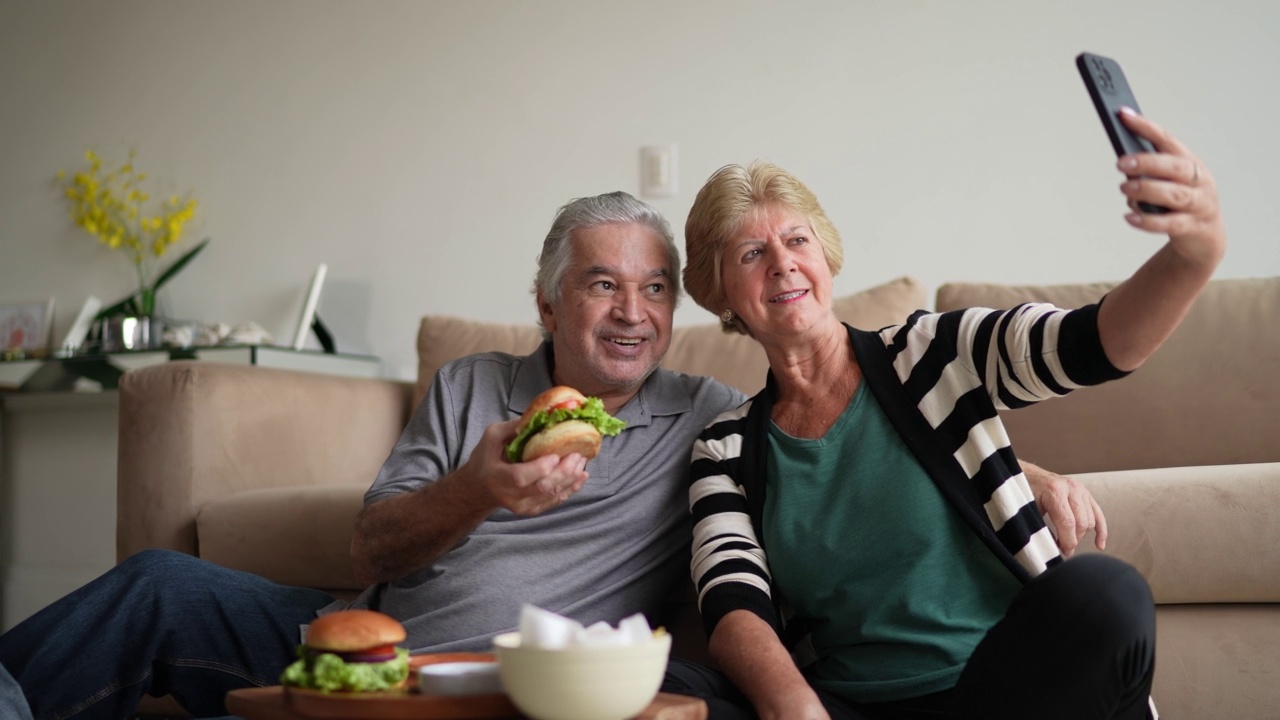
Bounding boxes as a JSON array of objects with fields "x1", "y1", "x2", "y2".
[
  {"x1": 703, "y1": 396, "x2": 753, "y2": 432},
  {"x1": 693, "y1": 395, "x2": 757, "y2": 456}
]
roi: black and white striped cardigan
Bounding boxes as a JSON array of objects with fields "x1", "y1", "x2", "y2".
[{"x1": 688, "y1": 302, "x2": 1129, "y2": 642}]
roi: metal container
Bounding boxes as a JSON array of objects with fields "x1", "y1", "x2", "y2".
[{"x1": 99, "y1": 316, "x2": 164, "y2": 352}]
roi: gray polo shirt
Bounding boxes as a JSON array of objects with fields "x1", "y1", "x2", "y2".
[{"x1": 345, "y1": 342, "x2": 744, "y2": 652}]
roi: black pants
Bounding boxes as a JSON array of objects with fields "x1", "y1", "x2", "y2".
[{"x1": 663, "y1": 554, "x2": 1156, "y2": 720}]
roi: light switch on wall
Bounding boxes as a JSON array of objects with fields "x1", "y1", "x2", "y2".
[{"x1": 640, "y1": 144, "x2": 678, "y2": 198}]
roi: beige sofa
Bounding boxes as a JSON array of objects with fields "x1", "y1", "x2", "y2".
[{"x1": 117, "y1": 275, "x2": 1279, "y2": 719}]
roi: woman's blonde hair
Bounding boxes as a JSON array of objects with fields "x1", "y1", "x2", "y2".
[{"x1": 683, "y1": 161, "x2": 844, "y2": 334}]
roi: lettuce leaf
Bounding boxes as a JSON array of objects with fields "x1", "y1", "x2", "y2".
[
  {"x1": 279, "y1": 646, "x2": 410, "y2": 692},
  {"x1": 505, "y1": 396, "x2": 626, "y2": 462}
]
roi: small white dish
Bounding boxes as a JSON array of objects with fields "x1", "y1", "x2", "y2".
[{"x1": 417, "y1": 660, "x2": 503, "y2": 696}]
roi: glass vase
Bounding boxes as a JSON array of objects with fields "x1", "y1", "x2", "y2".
[{"x1": 99, "y1": 315, "x2": 164, "y2": 352}]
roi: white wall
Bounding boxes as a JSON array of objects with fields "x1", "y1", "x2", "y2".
[{"x1": 2, "y1": 0, "x2": 1276, "y2": 381}]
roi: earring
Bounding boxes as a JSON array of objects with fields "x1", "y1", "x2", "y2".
[{"x1": 720, "y1": 309, "x2": 734, "y2": 324}]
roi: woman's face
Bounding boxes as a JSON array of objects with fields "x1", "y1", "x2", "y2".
[{"x1": 720, "y1": 203, "x2": 833, "y2": 341}]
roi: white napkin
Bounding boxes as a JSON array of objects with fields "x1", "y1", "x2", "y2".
[{"x1": 518, "y1": 604, "x2": 653, "y2": 649}]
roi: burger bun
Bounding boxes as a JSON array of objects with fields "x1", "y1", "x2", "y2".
[
  {"x1": 521, "y1": 419, "x2": 602, "y2": 462},
  {"x1": 305, "y1": 609, "x2": 406, "y2": 652}
]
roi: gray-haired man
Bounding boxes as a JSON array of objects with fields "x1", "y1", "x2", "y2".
[{"x1": 0, "y1": 191, "x2": 744, "y2": 719}]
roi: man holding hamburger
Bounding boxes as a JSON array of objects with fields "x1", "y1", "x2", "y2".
[
  {"x1": 0, "y1": 191, "x2": 1093, "y2": 720},
  {"x1": 340, "y1": 191, "x2": 747, "y2": 657},
  {"x1": 0, "y1": 191, "x2": 744, "y2": 719}
]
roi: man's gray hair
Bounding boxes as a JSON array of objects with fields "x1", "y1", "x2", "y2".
[{"x1": 534, "y1": 191, "x2": 682, "y2": 309}]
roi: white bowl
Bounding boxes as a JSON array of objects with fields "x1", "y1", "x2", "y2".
[
  {"x1": 418, "y1": 660, "x2": 503, "y2": 696},
  {"x1": 492, "y1": 631, "x2": 672, "y2": 720}
]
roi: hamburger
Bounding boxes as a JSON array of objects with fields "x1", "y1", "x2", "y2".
[
  {"x1": 280, "y1": 609, "x2": 411, "y2": 692},
  {"x1": 505, "y1": 386, "x2": 626, "y2": 463}
]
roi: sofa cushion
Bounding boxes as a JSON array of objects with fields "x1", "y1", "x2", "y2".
[
  {"x1": 197, "y1": 485, "x2": 367, "y2": 596},
  {"x1": 415, "y1": 275, "x2": 928, "y2": 407},
  {"x1": 935, "y1": 276, "x2": 1280, "y2": 473},
  {"x1": 1150, "y1": 605, "x2": 1280, "y2": 720}
]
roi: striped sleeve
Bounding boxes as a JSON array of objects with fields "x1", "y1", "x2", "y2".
[
  {"x1": 880, "y1": 308, "x2": 1081, "y2": 579},
  {"x1": 688, "y1": 402, "x2": 778, "y2": 638},
  {"x1": 893, "y1": 303, "x2": 1125, "y2": 414}
]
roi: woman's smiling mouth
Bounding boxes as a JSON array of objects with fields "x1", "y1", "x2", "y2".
[{"x1": 770, "y1": 289, "x2": 809, "y2": 303}]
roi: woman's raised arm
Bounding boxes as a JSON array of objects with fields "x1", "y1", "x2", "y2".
[{"x1": 1096, "y1": 109, "x2": 1226, "y2": 372}]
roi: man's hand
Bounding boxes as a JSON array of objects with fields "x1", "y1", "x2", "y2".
[
  {"x1": 1021, "y1": 460, "x2": 1107, "y2": 557},
  {"x1": 467, "y1": 417, "x2": 589, "y2": 515},
  {"x1": 351, "y1": 417, "x2": 589, "y2": 585}
]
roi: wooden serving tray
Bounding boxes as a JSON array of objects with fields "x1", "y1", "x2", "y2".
[{"x1": 224, "y1": 652, "x2": 707, "y2": 720}]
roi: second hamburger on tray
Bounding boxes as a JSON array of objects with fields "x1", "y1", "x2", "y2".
[
  {"x1": 280, "y1": 610, "x2": 411, "y2": 692},
  {"x1": 505, "y1": 386, "x2": 627, "y2": 463}
]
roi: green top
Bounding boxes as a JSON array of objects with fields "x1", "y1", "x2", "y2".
[{"x1": 764, "y1": 384, "x2": 1021, "y2": 703}]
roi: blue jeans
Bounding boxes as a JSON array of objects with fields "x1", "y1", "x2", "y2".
[
  {"x1": 1, "y1": 659, "x2": 34, "y2": 720},
  {"x1": 0, "y1": 549, "x2": 336, "y2": 720}
]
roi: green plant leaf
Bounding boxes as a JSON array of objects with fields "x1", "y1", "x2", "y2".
[
  {"x1": 93, "y1": 237, "x2": 209, "y2": 320},
  {"x1": 151, "y1": 237, "x2": 210, "y2": 292},
  {"x1": 95, "y1": 294, "x2": 141, "y2": 320}
]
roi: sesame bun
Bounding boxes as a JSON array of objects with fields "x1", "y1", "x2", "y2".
[
  {"x1": 521, "y1": 419, "x2": 603, "y2": 461},
  {"x1": 305, "y1": 610, "x2": 406, "y2": 652}
]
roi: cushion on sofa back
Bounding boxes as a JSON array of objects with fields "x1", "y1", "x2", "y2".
[
  {"x1": 935, "y1": 276, "x2": 1280, "y2": 474},
  {"x1": 415, "y1": 275, "x2": 928, "y2": 407}
]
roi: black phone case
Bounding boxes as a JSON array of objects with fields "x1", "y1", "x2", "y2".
[{"x1": 1076, "y1": 52, "x2": 1168, "y2": 213}]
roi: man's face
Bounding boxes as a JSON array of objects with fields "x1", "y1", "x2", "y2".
[{"x1": 538, "y1": 222, "x2": 675, "y2": 407}]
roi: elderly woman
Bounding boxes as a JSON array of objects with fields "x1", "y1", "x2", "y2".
[{"x1": 670, "y1": 109, "x2": 1224, "y2": 720}]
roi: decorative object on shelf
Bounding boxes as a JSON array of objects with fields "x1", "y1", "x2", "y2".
[
  {"x1": 291, "y1": 263, "x2": 328, "y2": 351},
  {"x1": 0, "y1": 298, "x2": 56, "y2": 360},
  {"x1": 163, "y1": 320, "x2": 274, "y2": 349},
  {"x1": 98, "y1": 314, "x2": 163, "y2": 352},
  {"x1": 55, "y1": 295, "x2": 102, "y2": 357},
  {"x1": 56, "y1": 149, "x2": 210, "y2": 350}
]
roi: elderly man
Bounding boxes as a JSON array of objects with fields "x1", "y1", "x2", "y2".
[
  {"x1": 0, "y1": 191, "x2": 743, "y2": 719},
  {"x1": 340, "y1": 191, "x2": 747, "y2": 652}
]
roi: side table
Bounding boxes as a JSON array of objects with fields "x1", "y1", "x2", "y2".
[{"x1": 226, "y1": 687, "x2": 707, "y2": 720}]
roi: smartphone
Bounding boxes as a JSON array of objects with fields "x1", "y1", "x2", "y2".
[{"x1": 1075, "y1": 52, "x2": 1169, "y2": 214}]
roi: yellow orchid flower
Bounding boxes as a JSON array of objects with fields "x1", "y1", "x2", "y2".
[{"x1": 56, "y1": 147, "x2": 207, "y2": 318}]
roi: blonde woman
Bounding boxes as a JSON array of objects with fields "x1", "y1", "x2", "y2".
[{"x1": 669, "y1": 110, "x2": 1223, "y2": 720}]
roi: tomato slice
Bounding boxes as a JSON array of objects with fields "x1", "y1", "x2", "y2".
[
  {"x1": 548, "y1": 399, "x2": 581, "y2": 411},
  {"x1": 335, "y1": 644, "x2": 399, "y2": 663}
]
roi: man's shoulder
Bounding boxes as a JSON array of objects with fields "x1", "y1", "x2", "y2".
[
  {"x1": 436, "y1": 349, "x2": 528, "y2": 383},
  {"x1": 420, "y1": 349, "x2": 541, "y2": 416},
  {"x1": 649, "y1": 367, "x2": 747, "y2": 415}
]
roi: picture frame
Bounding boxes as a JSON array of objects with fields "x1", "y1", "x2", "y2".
[
  {"x1": 57, "y1": 295, "x2": 101, "y2": 357},
  {"x1": 291, "y1": 263, "x2": 328, "y2": 351},
  {"x1": 0, "y1": 298, "x2": 55, "y2": 360}
]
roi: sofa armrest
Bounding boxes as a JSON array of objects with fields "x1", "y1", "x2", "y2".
[
  {"x1": 117, "y1": 361, "x2": 413, "y2": 562},
  {"x1": 1075, "y1": 462, "x2": 1280, "y2": 604}
]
